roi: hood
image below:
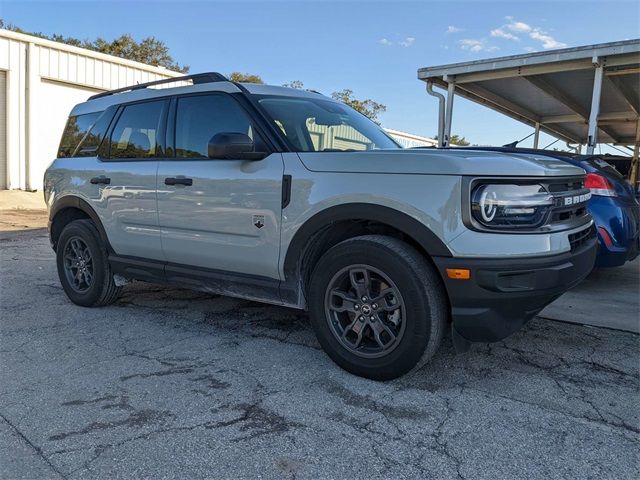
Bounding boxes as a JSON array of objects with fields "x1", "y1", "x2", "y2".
[{"x1": 297, "y1": 149, "x2": 586, "y2": 177}]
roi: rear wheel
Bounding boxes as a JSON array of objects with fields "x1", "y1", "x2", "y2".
[
  {"x1": 56, "y1": 219, "x2": 121, "y2": 307},
  {"x1": 308, "y1": 235, "x2": 447, "y2": 380}
]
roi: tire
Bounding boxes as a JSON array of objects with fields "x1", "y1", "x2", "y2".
[
  {"x1": 56, "y1": 219, "x2": 122, "y2": 307},
  {"x1": 308, "y1": 235, "x2": 447, "y2": 380}
]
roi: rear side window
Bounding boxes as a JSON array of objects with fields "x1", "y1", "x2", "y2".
[
  {"x1": 58, "y1": 112, "x2": 101, "y2": 158},
  {"x1": 109, "y1": 101, "x2": 165, "y2": 159},
  {"x1": 175, "y1": 94, "x2": 264, "y2": 158}
]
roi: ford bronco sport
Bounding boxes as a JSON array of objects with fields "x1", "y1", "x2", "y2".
[{"x1": 44, "y1": 72, "x2": 597, "y2": 380}]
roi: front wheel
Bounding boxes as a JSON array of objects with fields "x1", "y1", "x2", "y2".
[{"x1": 308, "y1": 235, "x2": 447, "y2": 380}]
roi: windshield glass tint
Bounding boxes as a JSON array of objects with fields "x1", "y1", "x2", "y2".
[{"x1": 258, "y1": 96, "x2": 399, "y2": 152}]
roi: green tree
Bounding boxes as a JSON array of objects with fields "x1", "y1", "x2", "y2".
[
  {"x1": 228, "y1": 72, "x2": 264, "y2": 84},
  {"x1": 282, "y1": 82, "x2": 388, "y2": 124},
  {"x1": 331, "y1": 89, "x2": 386, "y2": 123},
  {"x1": 91, "y1": 35, "x2": 188, "y2": 72},
  {"x1": 0, "y1": 19, "x2": 188, "y2": 72},
  {"x1": 434, "y1": 134, "x2": 471, "y2": 146},
  {"x1": 282, "y1": 80, "x2": 305, "y2": 89},
  {"x1": 450, "y1": 135, "x2": 470, "y2": 146}
]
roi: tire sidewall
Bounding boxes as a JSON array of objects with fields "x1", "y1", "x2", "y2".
[
  {"x1": 56, "y1": 221, "x2": 108, "y2": 307},
  {"x1": 309, "y1": 238, "x2": 436, "y2": 379}
]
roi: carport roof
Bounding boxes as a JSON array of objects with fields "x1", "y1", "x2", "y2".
[{"x1": 417, "y1": 40, "x2": 640, "y2": 146}]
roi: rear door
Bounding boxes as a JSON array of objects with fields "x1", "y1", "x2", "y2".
[
  {"x1": 157, "y1": 93, "x2": 284, "y2": 279},
  {"x1": 95, "y1": 99, "x2": 168, "y2": 260}
]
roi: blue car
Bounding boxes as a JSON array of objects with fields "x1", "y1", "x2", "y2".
[
  {"x1": 460, "y1": 147, "x2": 640, "y2": 268},
  {"x1": 571, "y1": 154, "x2": 639, "y2": 267}
]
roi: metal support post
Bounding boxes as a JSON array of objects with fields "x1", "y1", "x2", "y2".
[
  {"x1": 629, "y1": 120, "x2": 640, "y2": 191},
  {"x1": 586, "y1": 58, "x2": 604, "y2": 154},
  {"x1": 533, "y1": 122, "x2": 540, "y2": 149},
  {"x1": 443, "y1": 79, "x2": 455, "y2": 147}
]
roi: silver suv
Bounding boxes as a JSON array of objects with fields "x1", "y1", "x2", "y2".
[{"x1": 44, "y1": 72, "x2": 596, "y2": 380}]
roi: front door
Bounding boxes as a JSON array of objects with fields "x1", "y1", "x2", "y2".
[{"x1": 157, "y1": 93, "x2": 284, "y2": 280}]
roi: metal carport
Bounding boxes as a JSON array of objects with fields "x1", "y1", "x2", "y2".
[{"x1": 417, "y1": 40, "x2": 640, "y2": 183}]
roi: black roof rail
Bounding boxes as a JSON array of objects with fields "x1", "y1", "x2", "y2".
[{"x1": 88, "y1": 72, "x2": 229, "y2": 100}]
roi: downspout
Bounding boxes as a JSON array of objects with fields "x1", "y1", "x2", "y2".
[
  {"x1": 426, "y1": 81, "x2": 445, "y2": 147},
  {"x1": 25, "y1": 42, "x2": 35, "y2": 191}
]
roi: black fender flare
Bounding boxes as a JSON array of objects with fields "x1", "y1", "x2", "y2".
[
  {"x1": 282, "y1": 203, "x2": 452, "y2": 282},
  {"x1": 49, "y1": 196, "x2": 114, "y2": 252}
]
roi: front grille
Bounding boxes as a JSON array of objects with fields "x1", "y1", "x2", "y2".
[
  {"x1": 569, "y1": 224, "x2": 596, "y2": 251},
  {"x1": 551, "y1": 205, "x2": 587, "y2": 223},
  {"x1": 547, "y1": 179, "x2": 585, "y2": 193},
  {"x1": 542, "y1": 176, "x2": 591, "y2": 229}
]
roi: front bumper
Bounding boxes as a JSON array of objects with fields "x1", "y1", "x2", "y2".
[{"x1": 433, "y1": 236, "x2": 597, "y2": 343}]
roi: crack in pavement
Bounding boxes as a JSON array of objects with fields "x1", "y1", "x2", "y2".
[
  {"x1": 47, "y1": 409, "x2": 175, "y2": 442},
  {"x1": 0, "y1": 412, "x2": 68, "y2": 479}
]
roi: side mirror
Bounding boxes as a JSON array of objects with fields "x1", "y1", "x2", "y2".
[{"x1": 207, "y1": 132, "x2": 267, "y2": 160}]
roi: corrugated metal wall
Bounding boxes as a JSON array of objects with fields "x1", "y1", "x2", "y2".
[
  {"x1": 0, "y1": 29, "x2": 180, "y2": 190},
  {"x1": 307, "y1": 121, "x2": 372, "y2": 151}
]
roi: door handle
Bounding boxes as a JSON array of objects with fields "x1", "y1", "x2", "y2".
[
  {"x1": 90, "y1": 176, "x2": 111, "y2": 185},
  {"x1": 165, "y1": 177, "x2": 193, "y2": 186}
]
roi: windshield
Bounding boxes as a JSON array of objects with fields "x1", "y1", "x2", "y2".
[{"x1": 257, "y1": 96, "x2": 400, "y2": 152}]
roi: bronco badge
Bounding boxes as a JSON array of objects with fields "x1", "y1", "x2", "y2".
[{"x1": 253, "y1": 215, "x2": 265, "y2": 229}]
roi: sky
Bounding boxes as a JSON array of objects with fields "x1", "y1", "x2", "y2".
[{"x1": 2, "y1": 0, "x2": 640, "y2": 150}]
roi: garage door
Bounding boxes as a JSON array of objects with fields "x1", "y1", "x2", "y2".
[{"x1": 0, "y1": 71, "x2": 6, "y2": 189}]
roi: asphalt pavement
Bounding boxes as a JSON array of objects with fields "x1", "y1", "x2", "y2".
[{"x1": 1, "y1": 211, "x2": 639, "y2": 479}]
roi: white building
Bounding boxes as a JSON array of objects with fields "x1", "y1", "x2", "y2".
[
  {"x1": 0, "y1": 29, "x2": 181, "y2": 190},
  {"x1": 0, "y1": 29, "x2": 437, "y2": 191},
  {"x1": 384, "y1": 128, "x2": 437, "y2": 148}
]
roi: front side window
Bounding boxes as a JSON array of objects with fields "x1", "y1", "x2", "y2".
[
  {"x1": 58, "y1": 112, "x2": 101, "y2": 158},
  {"x1": 258, "y1": 96, "x2": 399, "y2": 152},
  {"x1": 109, "y1": 101, "x2": 165, "y2": 159},
  {"x1": 175, "y1": 94, "x2": 263, "y2": 158}
]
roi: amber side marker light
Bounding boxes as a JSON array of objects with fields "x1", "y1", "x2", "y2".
[{"x1": 446, "y1": 268, "x2": 471, "y2": 280}]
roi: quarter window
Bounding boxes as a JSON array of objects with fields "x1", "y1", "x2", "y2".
[
  {"x1": 58, "y1": 113, "x2": 101, "y2": 158},
  {"x1": 175, "y1": 94, "x2": 263, "y2": 158},
  {"x1": 74, "y1": 110, "x2": 114, "y2": 157},
  {"x1": 109, "y1": 101, "x2": 165, "y2": 159}
]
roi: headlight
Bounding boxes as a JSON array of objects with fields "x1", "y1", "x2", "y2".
[{"x1": 471, "y1": 184, "x2": 553, "y2": 229}]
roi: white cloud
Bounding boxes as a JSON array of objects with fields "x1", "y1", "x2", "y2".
[
  {"x1": 460, "y1": 39, "x2": 483, "y2": 52},
  {"x1": 501, "y1": 17, "x2": 567, "y2": 49},
  {"x1": 446, "y1": 25, "x2": 463, "y2": 34},
  {"x1": 399, "y1": 36, "x2": 415, "y2": 47},
  {"x1": 380, "y1": 36, "x2": 415, "y2": 48},
  {"x1": 529, "y1": 29, "x2": 567, "y2": 49},
  {"x1": 524, "y1": 46, "x2": 537, "y2": 53},
  {"x1": 505, "y1": 18, "x2": 533, "y2": 33},
  {"x1": 459, "y1": 39, "x2": 498, "y2": 53},
  {"x1": 491, "y1": 28, "x2": 519, "y2": 41}
]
